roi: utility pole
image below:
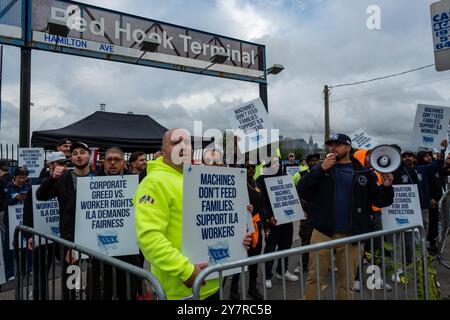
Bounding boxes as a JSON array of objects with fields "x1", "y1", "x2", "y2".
[{"x1": 324, "y1": 85, "x2": 330, "y2": 145}]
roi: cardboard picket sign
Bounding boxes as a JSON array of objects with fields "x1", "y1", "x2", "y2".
[
  {"x1": 350, "y1": 129, "x2": 379, "y2": 150},
  {"x1": 226, "y1": 98, "x2": 279, "y2": 153},
  {"x1": 32, "y1": 185, "x2": 60, "y2": 246},
  {"x1": 381, "y1": 185, "x2": 423, "y2": 231},
  {"x1": 182, "y1": 165, "x2": 249, "y2": 278},
  {"x1": 18, "y1": 148, "x2": 45, "y2": 178},
  {"x1": 264, "y1": 175, "x2": 305, "y2": 225},
  {"x1": 0, "y1": 236, "x2": 5, "y2": 285},
  {"x1": 246, "y1": 210, "x2": 255, "y2": 234},
  {"x1": 8, "y1": 204, "x2": 26, "y2": 250},
  {"x1": 75, "y1": 175, "x2": 139, "y2": 257},
  {"x1": 411, "y1": 104, "x2": 450, "y2": 150},
  {"x1": 285, "y1": 166, "x2": 301, "y2": 176}
]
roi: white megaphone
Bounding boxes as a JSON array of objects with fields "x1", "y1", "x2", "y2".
[{"x1": 369, "y1": 145, "x2": 401, "y2": 173}]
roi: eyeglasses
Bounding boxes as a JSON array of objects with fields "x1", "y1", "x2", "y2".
[{"x1": 105, "y1": 157, "x2": 123, "y2": 163}]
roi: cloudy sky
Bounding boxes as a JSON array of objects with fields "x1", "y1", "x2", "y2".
[{"x1": 1, "y1": 0, "x2": 449, "y2": 150}]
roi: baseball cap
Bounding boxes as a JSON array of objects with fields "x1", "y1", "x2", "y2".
[
  {"x1": 47, "y1": 151, "x2": 67, "y2": 163},
  {"x1": 325, "y1": 133, "x2": 352, "y2": 146},
  {"x1": 70, "y1": 142, "x2": 90, "y2": 153},
  {"x1": 57, "y1": 138, "x2": 71, "y2": 147}
]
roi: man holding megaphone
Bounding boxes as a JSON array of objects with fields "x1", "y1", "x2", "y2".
[{"x1": 299, "y1": 133, "x2": 394, "y2": 300}]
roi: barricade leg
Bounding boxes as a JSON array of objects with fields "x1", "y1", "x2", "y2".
[
  {"x1": 304, "y1": 229, "x2": 332, "y2": 300},
  {"x1": 335, "y1": 239, "x2": 359, "y2": 300}
]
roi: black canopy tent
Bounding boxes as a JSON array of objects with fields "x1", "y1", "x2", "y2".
[{"x1": 31, "y1": 111, "x2": 168, "y2": 153}]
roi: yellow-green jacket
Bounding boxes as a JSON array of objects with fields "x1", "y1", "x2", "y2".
[
  {"x1": 293, "y1": 167, "x2": 310, "y2": 187},
  {"x1": 134, "y1": 157, "x2": 218, "y2": 300}
]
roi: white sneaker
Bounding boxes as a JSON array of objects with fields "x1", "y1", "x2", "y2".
[
  {"x1": 265, "y1": 280, "x2": 272, "y2": 289},
  {"x1": 7, "y1": 276, "x2": 15, "y2": 281},
  {"x1": 294, "y1": 266, "x2": 301, "y2": 274},
  {"x1": 354, "y1": 280, "x2": 360, "y2": 292},
  {"x1": 276, "y1": 271, "x2": 299, "y2": 282},
  {"x1": 378, "y1": 280, "x2": 392, "y2": 291}
]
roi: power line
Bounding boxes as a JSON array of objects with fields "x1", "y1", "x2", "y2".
[
  {"x1": 330, "y1": 64, "x2": 435, "y2": 89},
  {"x1": 330, "y1": 76, "x2": 450, "y2": 103},
  {"x1": 312, "y1": 108, "x2": 323, "y2": 128}
]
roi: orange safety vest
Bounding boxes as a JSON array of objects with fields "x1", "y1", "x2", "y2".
[
  {"x1": 353, "y1": 149, "x2": 382, "y2": 213},
  {"x1": 251, "y1": 213, "x2": 261, "y2": 248}
]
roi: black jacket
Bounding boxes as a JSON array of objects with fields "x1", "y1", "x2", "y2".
[
  {"x1": 440, "y1": 165, "x2": 450, "y2": 191},
  {"x1": 393, "y1": 163, "x2": 419, "y2": 185},
  {"x1": 22, "y1": 187, "x2": 34, "y2": 239},
  {"x1": 298, "y1": 158, "x2": 394, "y2": 237},
  {"x1": 0, "y1": 178, "x2": 7, "y2": 212},
  {"x1": 430, "y1": 171, "x2": 443, "y2": 202},
  {"x1": 247, "y1": 177, "x2": 266, "y2": 229},
  {"x1": 255, "y1": 165, "x2": 285, "y2": 227},
  {"x1": 36, "y1": 170, "x2": 94, "y2": 242},
  {"x1": 297, "y1": 169, "x2": 312, "y2": 215},
  {"x1": 0, "y1": 173, "x2": 12, "y2": 211}
]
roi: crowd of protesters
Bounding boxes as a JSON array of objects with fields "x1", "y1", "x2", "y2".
[{"x1": 1, "y1": 131, "x2": 449, "y2": 301}]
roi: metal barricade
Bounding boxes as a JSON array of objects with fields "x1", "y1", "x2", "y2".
[
  {"x1": 13, "y1": 225, "x2": 166, "y2": 300},
  {"x1": 192, "y1": 225, "x2": 431, "y2": 300}
]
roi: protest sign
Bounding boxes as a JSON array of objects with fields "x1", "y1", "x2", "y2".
[
  {"x1": 32, "y1": 185, "x2": 60, "y2": 245},
  {"x1": 8, "y1": 204, "x2": 25, "y2": 250},
  {"x1": 381, "y1": 185, "x2": 423, "y2": 230},
  {"x1": 431, "y1": 0, "x2": 450, "y2": 71},
  {"x1": 75, "y1": 175, "x2": 139, "y2": 257},
  {"x1": 411, "y1": 104, "x2": 450, "y2": 150},
  {"x1": 285, "y1": 166, "x2": 301, "y2": 176},
  {"x1": 182, "y1": 165, "x2": 249, "y2": 278},
  {"x1": 264, "y1": 175, "x2": 305, "y2": 225},
  {"x1": 350, "y1": 129, "x2": 378, "y2": 150},
  {"x1": 18, "y1": 148, "x2": 45, "y2": 178},
  {"x1": 227, "y1": 98, "x2": 278, "y2": 153}
]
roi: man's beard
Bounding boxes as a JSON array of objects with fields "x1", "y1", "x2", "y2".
[
  {"x1": 335, "y1": 152, "x2": 348, "y2": 161},
  {"x1": 403, "y1": 160, "x2": 414, "y2": 167},
  {"x1": 74, "y1": 162, "x2": 89, "y2": 170}
]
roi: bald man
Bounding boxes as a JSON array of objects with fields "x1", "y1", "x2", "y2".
[
  {"x1": 135, "y1": 129, "x2": 215, "y2": 300},
  {"x1": 135, "y1": 129, "x2": 250, "y2": 300}
]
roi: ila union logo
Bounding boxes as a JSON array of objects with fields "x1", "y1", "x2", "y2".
[
  {"x1": 97, "y1": 231, "x2": 119, "y2": 254},
  {"x1": 208, "y1": 241, "x2": 231, "y2": 264}
]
